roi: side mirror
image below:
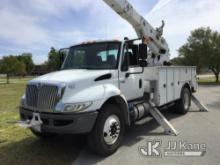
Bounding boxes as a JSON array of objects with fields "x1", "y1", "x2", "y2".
[
  {"x1": 121, "y1": 53, "x2": 129, "y2": 71},
  {"x1": 59, "y1": 48, "x2": 69, "y2": 68},
  {"x1": 139, "y1": 60, "x2": 147, "y2": 67},
  {"x1": 139, "y1": 44, "x2": 148, "y2": 60}
]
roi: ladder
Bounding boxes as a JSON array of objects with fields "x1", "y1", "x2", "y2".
[{"x1": 145, "y1": 95, "x2": 208, "y2": 136}]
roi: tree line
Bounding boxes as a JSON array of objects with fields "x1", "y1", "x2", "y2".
[
  {"x1": 0, "y1": 47, "x2": 62, "y2": 83},
  {"x1": 0, "y1": 53, "x2": 34, "y2": 83}
]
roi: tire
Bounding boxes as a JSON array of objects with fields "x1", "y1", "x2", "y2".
[
  {"x1": 87, "y1": 104, "x2": 125, "y2": 156},
  {"x1": 173, "y1": 87, "x2": 191, "y2": 114},
  {"x1": 30, "y1": 128, "x2": 56, "y2": 138}
]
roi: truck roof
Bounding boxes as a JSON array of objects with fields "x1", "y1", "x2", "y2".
[{"x1": 71, "y1": 40, "x2": 122, "y2": 47}]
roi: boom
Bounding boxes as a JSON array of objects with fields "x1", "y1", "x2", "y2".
[{"x1": 103, "y1": 0, "x2": 170, "y2": 66}]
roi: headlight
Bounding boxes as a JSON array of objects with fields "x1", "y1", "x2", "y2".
[{"x1": 63, "y1": 102, "x2": 93, "y2": 113}]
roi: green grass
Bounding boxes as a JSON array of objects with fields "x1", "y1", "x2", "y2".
[
  {"x1": 197, "y1": 75, "x2": 220, "y2": 85},
  {"x1": 0, "y1": 76, "x2": 33, "y2": 84},
  {"x1": 0, "y1": 77, "x2": 83, "y2": 165}
]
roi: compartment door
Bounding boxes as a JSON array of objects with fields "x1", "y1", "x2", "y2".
[
  {"x1": 167, "y1": 68, "x2": 174, "y2": 102},
  {"x1": 174, "y1": 68, "x2": 181, "y2": 100},
  {"x1": 158, "y1": 68, "x2": 167, "y2": 105}
]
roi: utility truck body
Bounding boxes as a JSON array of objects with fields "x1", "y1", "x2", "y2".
[
  {"x1": 19, "y1": 0, "x2": 206, "y2": 156},
  {"x1": 19, "y1": 40, "x2": 198, "y2": 155}
]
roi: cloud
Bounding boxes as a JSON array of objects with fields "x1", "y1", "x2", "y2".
[
  {"x1": 146, "y1": 0, "x2": 220, "y2": 58},
  {"x1": 1, "y1": 0, "x2": 219, "y2": 64},
  {"x1": 14, "y1": 0, "x2": 93, "y2": 17},
  {"x1": 0, "y1": 0, "x2": 95, "y2": 63},
  {"x1": 149, "y1": 0, "x2": 175, "y2": 14},
  {"x1": 0, "y1": 7, "x2": 48, "y2": 46},
  {"x1": 0, "y1": 0, "x2": 156, "y2": 64}
]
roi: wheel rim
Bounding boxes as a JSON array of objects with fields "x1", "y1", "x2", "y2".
[
  {"x1": 103, "y1": 115, "x2": 120, "y2": 145},
  {"x1": 183, "y1": 91, "x2": 190, "y2": 110}
]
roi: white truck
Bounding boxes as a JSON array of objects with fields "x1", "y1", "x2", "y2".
[{"x1": 19, "y1": 0, "x2": 207, "y2": 156}]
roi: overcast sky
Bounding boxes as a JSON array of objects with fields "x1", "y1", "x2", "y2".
[{"x1": 0, "y1": 0, "x2": 220, "y2": 64}]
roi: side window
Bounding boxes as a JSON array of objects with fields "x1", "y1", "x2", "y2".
[{"x1": 122, "y1": 44, "x2": 139, "y2": 67}]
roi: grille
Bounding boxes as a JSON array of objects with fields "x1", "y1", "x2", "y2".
[{"x1": 25, "y1": 84, "x2": 60, "y2": 111}]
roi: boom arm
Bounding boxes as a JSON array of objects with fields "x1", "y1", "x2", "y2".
[{"x1": 103, "y1": 0, "x2": 170, "y2": 66}]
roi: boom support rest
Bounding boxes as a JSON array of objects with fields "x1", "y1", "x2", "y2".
[
  {"x1": 144, "y1": 95, "x2": 208, "y2": 136},
  {"x1": 192, "y1": 95, "x2": 209, "y2": 112},
  {"x1": 147, "y1": 101, "x2": 179, "y2": 136}
]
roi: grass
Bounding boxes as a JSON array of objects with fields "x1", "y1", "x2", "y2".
[
  {"x1": 0, "y1": 76, "x2": 33, "y2": 84},
  {"x1": 197, "y1": 75, "x2": 220, "y2": 85},
  {"x1": 0, "y1": 77, "x2": 83, "y2": 165}
]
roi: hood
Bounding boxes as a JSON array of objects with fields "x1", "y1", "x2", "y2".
[{"x1": 30, "y1": 69, "x2": 111, "y2": 85}]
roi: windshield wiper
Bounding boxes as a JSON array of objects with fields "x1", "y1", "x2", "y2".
[
  {"x1": 78, "y1": 66, "x2": 95, "y2": 69},
  {"x1": 77, "y1": 66, "x2": 107, "y2": 70}
]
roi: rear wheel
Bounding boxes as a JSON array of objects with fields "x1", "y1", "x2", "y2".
[
  {"x1": 172, "y1": 87, "x2": 191, "y2": 114},
  {"x1": 87, "y1": 104, "x2": 125, "y2": 156}
]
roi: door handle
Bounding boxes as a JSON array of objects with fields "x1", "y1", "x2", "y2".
[
  {"x1": 125, "y1": 73, "x2": 130, "y2": 78},
  {"x1": 139, "y1": 79, "x2": 142, "y2": 88}
]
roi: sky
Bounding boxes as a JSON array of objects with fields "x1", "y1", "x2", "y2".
[{"x1": 0, "y1": 0, "x2": 220, "y2": 64}]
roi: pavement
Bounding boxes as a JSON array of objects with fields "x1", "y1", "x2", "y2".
[{"x1": 74, "y1": 85, "x2": 220, "y2": 165}]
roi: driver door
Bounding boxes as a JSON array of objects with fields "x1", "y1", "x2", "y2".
[{"x1": 119, "y1": 44, "x2": 144, "y2": 101}]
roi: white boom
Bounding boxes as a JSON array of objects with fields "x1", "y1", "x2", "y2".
[{"x1": 103, "y1": 0, "x2": 170, "y2": 66}]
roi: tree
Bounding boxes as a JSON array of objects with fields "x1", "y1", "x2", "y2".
[
  {"x1": 16, "y1": 61, "x2": 26, "y2": 76},
  {"x1": 17, "y1": 53, "x2": 34, "y2": 75},
  {"x1": 48, "y1": 47, "x2": 60, "y2": 71},
  {"x1": 0, "y1": 56, "x2": 26, "y2": 84},
  {"x1": 171, "y1": 57, "x2": 185, "y2": 66},
  {"x1": 178, "y1": 27, "x2": 220, "y2": 82}
]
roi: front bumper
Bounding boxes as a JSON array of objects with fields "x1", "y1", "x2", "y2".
[{"x1": 19, "y1": 107, "x2": 98, "y2": 134}]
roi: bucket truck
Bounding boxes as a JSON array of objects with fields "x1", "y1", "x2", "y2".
[{"x1": 18, "y1": 0, "x2": 208, "y2": 156}]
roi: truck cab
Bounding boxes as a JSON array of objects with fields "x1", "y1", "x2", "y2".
[
  {"x1": 60, "y1": 40, "x2": 147, "y2": 101},
  {"x1": 19, "y1": 40, "x2": 196, "y2": 156}
]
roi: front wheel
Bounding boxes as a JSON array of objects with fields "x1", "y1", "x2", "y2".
[{"x1": 87, "y1": 104, "x2": 125, "y2": 156}]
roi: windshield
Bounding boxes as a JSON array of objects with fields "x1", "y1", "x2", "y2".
[{"x1": 62, "y1": 42, "x2": 121, "y2": 70}]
